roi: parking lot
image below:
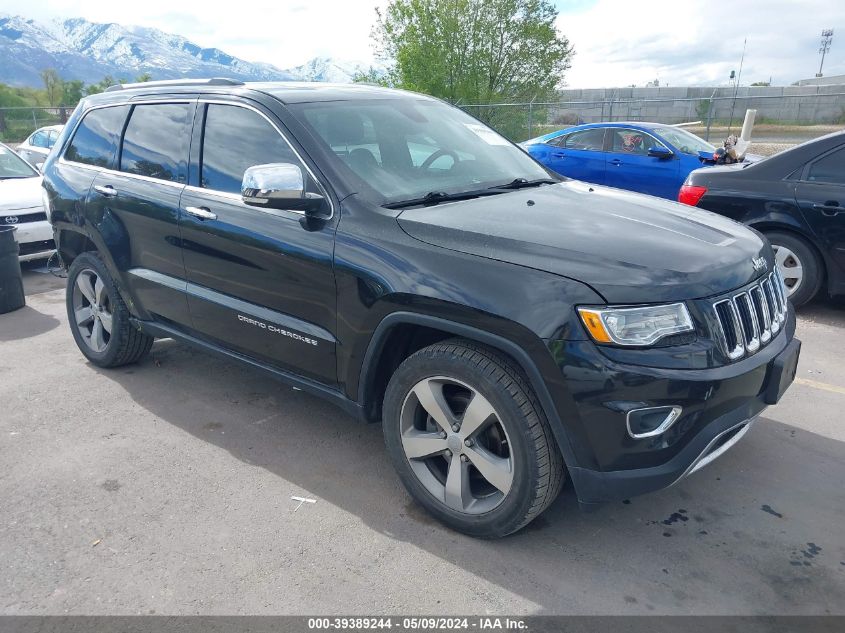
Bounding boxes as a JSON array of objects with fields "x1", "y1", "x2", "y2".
[{"x1": 2, "y1": 264, "x2": 844, "y2": 615}]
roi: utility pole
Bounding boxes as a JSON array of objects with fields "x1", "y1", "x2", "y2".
[
  {"x1": 728, "y1": 38, "x2": 747, "y2": 133},
  {"x1": 817, "y1": 29, "x2": 833, "y2": 77}
]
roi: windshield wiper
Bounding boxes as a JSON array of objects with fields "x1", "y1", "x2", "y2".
[
  {"x1": 489, "y1": 177, "x2": 558, "y2": 190},
  {"x1": 384, "y1": 188, "x2": 505, "y2": 210}
]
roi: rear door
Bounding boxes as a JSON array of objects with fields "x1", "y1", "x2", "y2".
[
  {"x1": 545, "y1": 128, "x2": 606, "y2": 184},
  {"x1": 605, "y1": 128, "x2": 679, "y2": 198},
  {"x1": 794, "y1": 144, "x2": 845, "y2": 278},
  {"x1": 179, "y1": 100, "x2": 338, "y2": 385},
  {"x1": 84, "y1": 100, "x2": 194, "y2": 328}
]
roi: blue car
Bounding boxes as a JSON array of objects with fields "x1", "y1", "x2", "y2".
[{"x1": 522, "y1": 122, "x2": 726, "y2": 200}]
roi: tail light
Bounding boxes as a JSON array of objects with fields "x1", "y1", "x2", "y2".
[{"x1": 678, "y1": 185, "x2": 707, "y2": 206}]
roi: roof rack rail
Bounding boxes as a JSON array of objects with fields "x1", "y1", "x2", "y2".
[{"x1": 105, "y1": 77, "x2": 245, "y2": 92}]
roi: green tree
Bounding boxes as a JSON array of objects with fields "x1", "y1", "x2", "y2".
[
  {"x1": 40, "y1": 68, "x2": 64, "y2": 107},
  {"x1": 371, "y1": 0, "x2": 572, "y2": 138},
  {"x1": 136, "y1": 72, "x2": 153, "y2": 83},
  {"x1": 352, "y1": 67, "x2": 389, "y2": 86},
  {"x1": 85, "y1": 75, "x2": 118, "y2": 96},
  {"x1": 62, "y1": 79, "x2": 85, "y2": 106}
]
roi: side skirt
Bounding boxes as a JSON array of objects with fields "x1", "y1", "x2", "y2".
[{"x1": 131, "y1": 318, "x2": 366, "y2": 422}]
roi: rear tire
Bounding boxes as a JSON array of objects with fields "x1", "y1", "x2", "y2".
[
  {"x1": 765, "y1": 231, "x2": 822, "y2": 307},
  {"x1": 383, "y1": 339, "x2": 564, "y2": 538},
  {"x1": 66, "y1": 252, "x2": 154, "y2": 367}
]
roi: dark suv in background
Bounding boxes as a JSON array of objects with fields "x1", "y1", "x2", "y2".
[{"x1": 42, "y1": 79, "x2": 800, "y2": 537}]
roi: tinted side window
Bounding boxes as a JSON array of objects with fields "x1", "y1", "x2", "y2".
[
  {"x1": 564, "y1": 128, "x2": 605, "y2": 151},
  {"x1": 65, "y1": 106, "x2": 130, "y2": 168},
  {"x1": 806, "y1": 146, "x2": 845, "y2": 185},
  {"x1": 201, "y1": 104, "x2": 300, "y2": 194},
  {"x1": 120, "y1": 104, "x2": 191, "y2": 183},
  {"x1": 609, "y1": 128, "x2": 665, "y2": 155},
  {"x1": 30, "y1": 131, "x2": 49, "y2": 148},
  {"x1": 546, "y1": 134, "x2": 568, "y2": 147}
]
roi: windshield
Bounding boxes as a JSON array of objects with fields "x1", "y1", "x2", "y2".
[
  {"x1": 290, "y1": 98, "x2": 553, "y2": 204},
  {"x1": 652, "y1": 127, "x2": 715, "y2": 156},
  {"x1": 0, "y1": 145, "x2": 38, "y2": 179}
]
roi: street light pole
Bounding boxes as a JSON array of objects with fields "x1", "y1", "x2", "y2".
[{"x1": 817, "y1": 29, "x2": 833, "y2": 78}]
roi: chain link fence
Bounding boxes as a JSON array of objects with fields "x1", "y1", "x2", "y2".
[
  {"x1": 0, "y1": 106, "x2": 75, "y2": 144},
  {"x1": 3, "y1": 92, "x2": 843, "y2": 149},
  {"x1": 461, "y1": 92, "x2": 845, "y2": 144}
]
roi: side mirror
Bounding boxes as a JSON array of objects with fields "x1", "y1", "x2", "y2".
[
  {"x1": 241, "y1": 163, "x2": 327, "y2": 215},
  {"x1": 648, "y1": 146, "x2": 674, "y2": 159}
]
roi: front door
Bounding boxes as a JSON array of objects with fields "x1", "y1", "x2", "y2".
[
  {"x1": 795, "y1": 144, "x2": 845, "y2": 283},
  {"x1": 605, "y1": 128, "x2": 679, "y2": 198},
  {"x1": 179, "y1": 101, "x2": 338, "y2": 385}
]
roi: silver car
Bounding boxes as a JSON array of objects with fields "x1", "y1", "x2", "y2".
[
  {"x1": 15, "y1": 124, "x2": 63, "y2": 168},
  {"x1": 0, "y1": 143, "x2": 54, "y2": 261}
]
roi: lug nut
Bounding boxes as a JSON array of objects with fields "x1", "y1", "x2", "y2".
[
  {"x1": 445, "y1": 450, "x2": 452, "y2": 458},
  {"x1": 439, "y1": 431, "x2": 447, "y2": 439},
  {"x1": 464, "y1": 439, "x2": 473, "y2": 447},
  {"x1": 461, "y1": 455, "x2": 469, "y2": 462},
  {"x1": 452, "y1": 424, "x2": 460, "y2": 432}
]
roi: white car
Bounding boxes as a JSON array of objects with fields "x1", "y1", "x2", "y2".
[
  {"x1": 0, "y1": 143, "x2": 55, "y2": 261},
  {"x1": 15, "y1": 124, "x2": 63, "y2": 168}
]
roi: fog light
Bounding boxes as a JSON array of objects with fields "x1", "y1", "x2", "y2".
[{"x1": 626, "y1": 406, "x2": 683, "y2": 439}]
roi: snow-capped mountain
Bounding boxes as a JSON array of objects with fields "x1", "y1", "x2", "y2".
[
  {"x1": 287, "y1": 57, "x2": 380, "y2": 84},
  {"x1": 0, "y1": 14, "x2": 380, "y2": 87}
]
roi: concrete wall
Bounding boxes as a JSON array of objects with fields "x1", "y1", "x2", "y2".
[{"x1": 553, "y1": 85, "x2": 845, "y2": 124}]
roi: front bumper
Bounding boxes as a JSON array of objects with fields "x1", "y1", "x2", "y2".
[
  {"x1": 11, "y1": 220, "x2": 55, "y2": 261},
  {"x1": 550, "y1": 312, "x2": 799, "y2": 506}
]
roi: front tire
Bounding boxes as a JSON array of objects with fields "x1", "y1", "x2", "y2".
[
  {"x1": 766, "y1": 231, "x2": 822, "y2": 307},
  {"x1": 383, "y1": 339, "x2": 564, "y2": 538},
  {"x1": 66, "y1": 252, "x2": 154, "y2": 367}
]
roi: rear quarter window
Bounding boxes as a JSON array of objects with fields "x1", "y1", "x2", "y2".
[
  {"x1": 806, "y1": 146, "x2": 845, "y2": 185},
  {"x1": 65, "y1": 106, "x2": 130, "y2": 168}
]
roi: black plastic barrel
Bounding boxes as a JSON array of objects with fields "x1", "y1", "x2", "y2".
[{"x1": 0, "y1": 225, "x2": 25, "y2": 314}]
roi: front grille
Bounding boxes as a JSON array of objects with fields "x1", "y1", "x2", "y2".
[
  {"x1": 1, "y1": 212, "x2": 48, "y2": 225},
  {"x1": 712, "y1": 269, "x2": 788, "y2": 361}
]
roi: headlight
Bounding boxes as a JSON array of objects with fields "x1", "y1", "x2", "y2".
[{"x1": 577, "y1": 303, "x2": 694, "y2": 346}]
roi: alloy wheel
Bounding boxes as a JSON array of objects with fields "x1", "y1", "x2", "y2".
[
  {"x1": 399, "y1": 376, "x2": 514, "y2": 514},
  {"x1": 72, "y1": 269, "x2": 113, "y2": 353},
  {"x1": 772, "y1": 244, "x2": 803, "y2": 296}
]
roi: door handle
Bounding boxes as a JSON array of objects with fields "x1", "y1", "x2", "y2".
[
  {"x1": 93, "y1": 184, "x2": 117, "y2": 197},
  {"x1": 185, "y1": 206, "x2": 217, "y2": 221},
  {"x1": 551, "y1": 152, "x2": 567, "y2": 158},
  {"x1": 812, "y1": 202, "x2": 843, "y2": 215},
  {"x1": 610, "y1": 159, "x2": 623, "y2": 166}
]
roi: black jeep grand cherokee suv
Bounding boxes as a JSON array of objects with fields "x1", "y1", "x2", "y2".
[{"x1": 42, "y1": 79, "x2": 800, "y2": 537}]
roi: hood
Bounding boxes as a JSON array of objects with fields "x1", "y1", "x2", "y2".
[
  {"x1": 0, "y1": 175, "x2": 43, "y2": 211},
  {"x1": 397, "y1": 181, "x2": 770, "y2": 304}
]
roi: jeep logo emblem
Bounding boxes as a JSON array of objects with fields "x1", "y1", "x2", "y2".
[
  {"x1": 752, "y1": 256, "x2": 767, "y2": 272},
  {"x1": 3, "y1": 216, "x2": 19, "y2": 225}
]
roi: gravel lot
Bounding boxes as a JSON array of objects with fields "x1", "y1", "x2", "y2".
[{"x1": 2, "y1": 264, "x2": 844, "y2": 615}]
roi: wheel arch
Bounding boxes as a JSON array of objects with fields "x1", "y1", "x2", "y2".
[
  {"x1": 750, "y1": 222, "x2": 828, "y2": 291},
  {"x1": 55, "y1": 226, "x2": 98, "y2": 265},
  {"x1": 357, "y1": 311, "x2": 582, "y2": 473}
]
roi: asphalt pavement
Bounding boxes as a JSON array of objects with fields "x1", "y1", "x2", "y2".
[{"x1": 1, "y1": 263, "x2": 843, "y2": 615}]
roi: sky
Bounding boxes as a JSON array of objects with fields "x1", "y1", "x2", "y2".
[{"x1": 1, "y1": 0, "x2": 843, "y2": 87}]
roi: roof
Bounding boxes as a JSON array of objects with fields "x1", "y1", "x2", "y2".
[
  {"x1": 249, "y1": 82, "x2": 434, "y2": 104},
  {"x1": 94, "y1": 77, "x2": 433, "y2": 105}
]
